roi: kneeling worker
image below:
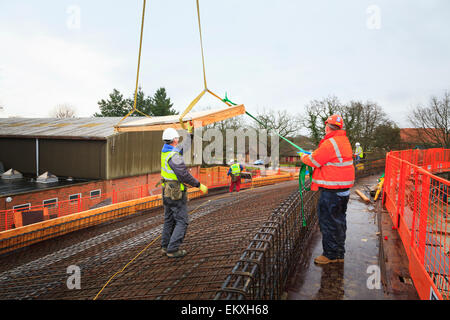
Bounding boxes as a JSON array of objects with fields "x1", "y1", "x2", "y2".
[
  {"x1": 299, "y1": 114, "x2": 355, "y2": 264},
  {"x1": 160, "y1": 125, "x2": 208, "y2": 258}
]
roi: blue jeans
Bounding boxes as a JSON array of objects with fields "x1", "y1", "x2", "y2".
[{"x1": 317, "y1": 189, "x2": 349, "y2": 260}]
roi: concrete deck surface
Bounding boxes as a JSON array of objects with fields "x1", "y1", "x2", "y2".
[{"x1": 285, "y1": 175, "x2": 419, "y2": 300}]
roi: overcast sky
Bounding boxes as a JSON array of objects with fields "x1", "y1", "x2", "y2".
[{"x1": 1, "y1": 0, "x2": 449, "y2": 128}]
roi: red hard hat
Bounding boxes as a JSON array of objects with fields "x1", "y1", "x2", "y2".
[{"x1": 325, "y1": 114, "x2": 344, "y2": 129}]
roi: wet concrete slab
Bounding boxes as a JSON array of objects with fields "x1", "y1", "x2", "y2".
[
  {"x1": 378, "y1": 201, "x2": 420, "y2": 299},
  {"x1": 286, "y1": 175, "x2": 402, "y2": 300}
]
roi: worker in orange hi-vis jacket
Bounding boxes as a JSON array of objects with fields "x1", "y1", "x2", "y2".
[{"x1": 299, "y1": 114, "x2": 355, "y2": 265}]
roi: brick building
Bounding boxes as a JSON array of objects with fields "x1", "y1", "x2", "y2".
[
  {"x1": 400, "y1": 128, "x2": 447, "y2": 149},
  {"x1": 279, "y1": 135, "x2": 315, "y2": 164}
]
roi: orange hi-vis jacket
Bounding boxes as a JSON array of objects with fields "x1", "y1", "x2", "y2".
[{"x1": 301, "y1": 130, "x2": 355, "y2": 191}]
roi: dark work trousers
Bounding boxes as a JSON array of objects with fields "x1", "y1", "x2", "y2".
[
  {"x1": 161, "y1": 191, "x2": 189, "y2": 253},
  {"x1": 317, "y1": 189, "x2": 350, "y2": 260}
]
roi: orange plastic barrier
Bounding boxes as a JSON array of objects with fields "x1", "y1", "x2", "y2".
[
  {"x1": 0, "y1": 166, "x2": 279, "y2": 232},
  {"x1": 384, "y1": 148, "x2": 450, "y2": 300},
  {"x1": 0, "y1": 190, "x2": 206, "y2": 255},
  {"x1": 0, "y1": 170, "x2": 295, "y2": 254}
]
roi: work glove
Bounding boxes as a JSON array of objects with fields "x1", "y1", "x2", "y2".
[
  {"x1": 298, "y1": 152, "x2": 305, "y2": 157},
  {"x1": 186, "y1": 121, "x2": 194, "y2": 134},
  {"x1": 298, "y1": 152, "x2": 306, "y2": 162},
  {"x1": 199, "y1": 184, "x2": 208, "y2": 194}
]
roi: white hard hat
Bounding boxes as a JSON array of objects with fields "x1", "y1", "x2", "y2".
[
  {"x1": 229, "y1": 159, "x2": 234, "y2": 165},
  {"x1": 355, "y1": 142, "x2": 360, "y2": 146},
  {"x1": 162, "y1": 128, "x2": 180, "y2": 141}
]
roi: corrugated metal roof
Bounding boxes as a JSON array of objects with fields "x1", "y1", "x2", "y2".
[{"x1": 0, "y1": 117, "x2": 144, "y2": 140}]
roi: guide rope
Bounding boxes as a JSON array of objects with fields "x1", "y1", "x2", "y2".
[
  {"x1": 115, "y1": 0, "x2": 152, "y2": 129},
  {"x1": 223, "y1": 93, "x2": 313, "y2": 227},
  {"x1": 93, "y1": 193, "x2": 230, "y2": 300}
]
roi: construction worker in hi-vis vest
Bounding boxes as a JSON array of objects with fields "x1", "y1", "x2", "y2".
[
  {"x1": 227, "y1": 159, "x2": 243, "y2": 193},
  {"x1": 160, "y1": 124, "x2": 208, "y2": 258},
  {"x1": 354, "y1": 142, "x2": 363, "y2": 164},
  {"x1": 299, "y1": 114, "x2": 355, "y2": 265}
]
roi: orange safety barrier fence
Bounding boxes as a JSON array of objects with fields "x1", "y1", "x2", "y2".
[
  {"x1": 0, "y1": 166, "x2": 291, "y2": 232},
  {"x1": 384, "y1": 148, "x2": 450, "y2": 300}
]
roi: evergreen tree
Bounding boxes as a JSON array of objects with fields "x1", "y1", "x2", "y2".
[
  {"x1": 94, "y1": 89, "x2": 130, "y2": 117},
  {"x1": 94, "y1": 87, "x2": 177, "y2": 117},
  {"x1": 151, "y1": 87, "x2": 178, "y2": 116},
  {"x1": 126, "y1": 86, "x2": 153, "y2": 116}
]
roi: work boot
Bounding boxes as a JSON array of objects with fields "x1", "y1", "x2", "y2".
[
  {"x1": 167, "y1": 249, "x2": 187, "y2": 258},
  {"x1": 314, "y1": 255, "x2": 338, "y2": 265}
]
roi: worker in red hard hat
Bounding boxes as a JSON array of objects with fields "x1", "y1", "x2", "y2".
[{"x1": 299, "y1": 114, "x2": 355, "y2": 265}]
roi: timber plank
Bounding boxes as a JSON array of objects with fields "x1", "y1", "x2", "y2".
[{"x1": 115, "y1": 105, "x2": 245, "y2": 132}]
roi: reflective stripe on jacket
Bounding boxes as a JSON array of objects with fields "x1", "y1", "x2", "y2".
[
  {"x1": 161, "y1": 150, "x2": 185, "y2": 191},
  {"x1": 301, "y1": 130, "x2": 355, "y2": 191}
]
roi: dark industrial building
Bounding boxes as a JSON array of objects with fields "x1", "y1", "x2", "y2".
[
  {"x1": 0, "y1": 117, "x2": 164, "y2": 180},
  {"x1": 0, "y1": 117, "x2": 185, "y2": 224}
]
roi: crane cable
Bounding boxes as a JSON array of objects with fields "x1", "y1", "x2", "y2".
[
  {"x1": 178, "y1": 0, "x2": 232, "y2": 129},
  {"x1": 99, "y1": 0, "x2": 311, "y2": 301},
  {"x1": 115, "y1": 0, "x2": 151, "y2": 130},
  {"x1": 196, "y1": 0, "x2": 207, "y2": 90}
]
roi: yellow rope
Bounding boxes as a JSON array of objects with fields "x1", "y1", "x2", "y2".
[
  {"x1": 179, "y1": 89, "x2": 207, "y2": 122},
  {"x1": 93, "y1": 235, "x2": 160, "y2": 300},
  {"x1": 115, "y1": 0, "x2": 151, "y2": 130},
  {"x1": 178, "y1": 0, "x2": 232, "y2": 126},
  {"x1": 93, "y1": 192, "x2": 230, "y2": 300},
  {"x1": 196, "y1": 0, "x2": 207, "y2": 90},
  {"x1": 207, "y1": 89, "x2": 232, "y2": 106},
  {"x1": 114, "y1": 0, "x2": 238, "y2": 132}
]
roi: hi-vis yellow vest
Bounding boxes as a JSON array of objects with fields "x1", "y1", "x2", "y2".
[
  {"x1": 231, "y1": 163, "x2": 241, "y2": 176},
  {"x1": 161, "y1": 151, "x2": 185, "y2": 191},
  {"x1": 355, "y1": 146, "x2": 364, "y2": 158}
]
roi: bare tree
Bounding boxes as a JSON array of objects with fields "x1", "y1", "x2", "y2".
[
  {"x1": 350, "y1": 100, "x2": 389, "y2": 150},
  {"x1": 303, "y1": 96, "x2": 343, "y2": 144},
  {"x1": 50, "y1": 104, "x2": 77, "y2": 118},
  {"x1": 408, "y1": 91, "x2": 450, "y2": 148},
  {"x1": 245, "y1": 108, "x2": 303, "y2": 163},
  {"x1": 252, "y1": 108, "x2": 303, "y2": 138},
  {"x1": 208, "y1": 114, "x2": 247, "y2": 132},
  {"x1": 303, "y1": 96, "x2": 397, "y2": 153},
  {"x1": 200, "y1": 108, "x2": 248, "y2": 165}
]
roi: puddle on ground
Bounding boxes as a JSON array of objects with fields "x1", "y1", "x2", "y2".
[{"x1": 286, "y1": 175, "x2": 389, "y2": 300}]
